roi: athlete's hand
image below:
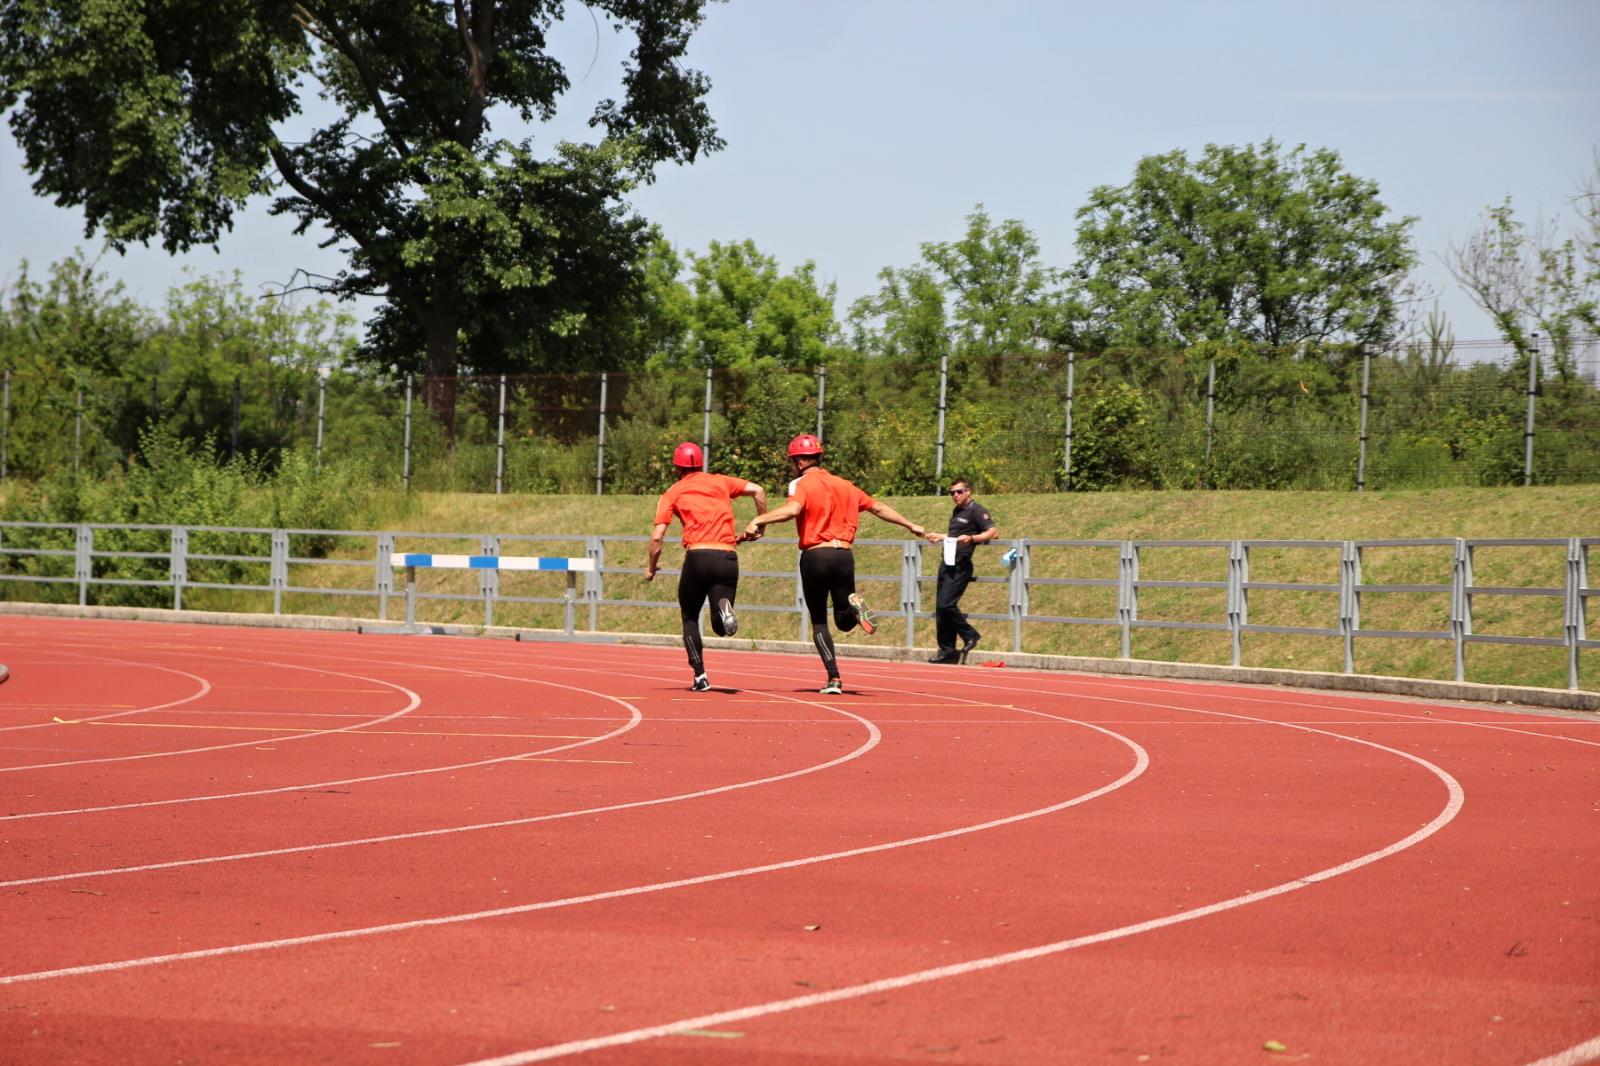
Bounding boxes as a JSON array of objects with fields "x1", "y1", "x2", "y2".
[
  {"x1": 909, "y1": 524, "x2": 926, "y2": 539},
  {"x1": 742, "y1": 521, "x2": 762, "y2": 541},
  {"x1": 925, "y1": 531, "x2": 944, "y2": 544}
]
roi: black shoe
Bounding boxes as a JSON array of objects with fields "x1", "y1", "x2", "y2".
[
  {"x1": 690, "y1": 674, "x2": 711, "y2": 692},
  {"x1": 717, "y1": 598, "x2": 738, "y2": 636},
  {"x1": 959, "y1": 632, "x2": 981, "y2": 663},
  {"x1": 928, "y1": 652, "x2": 961, "y2": 665},
  {"x1": 819, "y1": 677, "x2": 844, "y2": 695}
]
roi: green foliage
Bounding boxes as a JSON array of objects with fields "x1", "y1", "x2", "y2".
[{"x1": 1068, "y1": 140, "x2": 1418, "y2": 350}]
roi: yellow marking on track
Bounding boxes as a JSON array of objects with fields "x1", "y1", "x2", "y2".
[{"x1": 80, "y1": 721, "x2": 596, "y2": 740}]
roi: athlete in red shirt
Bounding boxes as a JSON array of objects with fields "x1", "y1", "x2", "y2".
[
  {"x1": 743, "y1": 434, "x2": 924, "y2": 694},
  {"x1": 646, "y1": 441, "x2": 767, "y2": 691}
]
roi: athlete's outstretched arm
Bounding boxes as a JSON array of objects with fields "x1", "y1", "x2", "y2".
[
  {"x1": 644, "y1": 521, "x2": 671, "y2": 581},
  {"x1": 866, "y1": 500, "x2": 926, "y2": 540},
  {"x1": 745, "y1": 497, "x2": 800, "y2": 539}
]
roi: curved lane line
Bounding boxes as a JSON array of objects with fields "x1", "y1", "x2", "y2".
[
  {"x1": 451, "y1": 714, "x2": 1466, "y2": 1065},
  {"x1": 1522, "y1": 1036, "x2": 1600, "y2": 1066},
  {"x1": 0, "y1": 652, "x2": 214, "y2": 738},
  {"x1": 0, "y1": 705, "x2": 1142, "y2": 981},
  {"x1": 0, "y1": 676, "x2": 881, "y2": 888},
  {"x1": 1, "y1": 655, "x2": 420, "y2": 773}
]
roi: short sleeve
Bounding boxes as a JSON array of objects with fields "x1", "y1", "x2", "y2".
[
  {"x1": 855, "y1": 485, "x2": 876, "y2": 512},
  {"x1": 652, "y1": 491, "x2": 675, "y2": 526}
]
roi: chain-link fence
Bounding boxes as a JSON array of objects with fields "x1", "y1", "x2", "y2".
[{"x1": 3, "y1": 337, "x2": 1597, "y2": 494}]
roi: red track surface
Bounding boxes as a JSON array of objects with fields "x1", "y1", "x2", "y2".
[{"x1": 1, "y1": 615, "x2": 1596, "y2": 1065}]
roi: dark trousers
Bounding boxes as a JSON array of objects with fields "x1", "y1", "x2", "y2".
[
  {"x1": 678, "y1": 550, "x2": 739, "y2": 675},
  {"x1": 934, "y1": 559, "x2": 979, "y2": 654}
]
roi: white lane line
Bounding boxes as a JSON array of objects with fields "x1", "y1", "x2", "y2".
[
  {"x1": 0, "y1": 712, "x2": 1143, "y2": 985},
  {"x1": 0, "y1": 653, "x2": 213, "y2": 741},
  {"x1": 1522, "y1": 1035, "x2": 1600, "y2": 1066},
  {"x1": 451, "y1": 718, "x2": 1465, "y2": 1065},
  {"x1": 1, "y1": 654, "x2": 420, "y2": 773},
  {"x1": 0, "y1": 679, "x2": 879, "y2": 886}
]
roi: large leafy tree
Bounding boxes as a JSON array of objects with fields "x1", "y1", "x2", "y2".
[
  {"x1": 649, "y1": 238, "x2": 842, "y2": 369},
  {"x1": 1067, "y1": 141, "x2": 1418, "y2": 353},
  {"x1": 0, "y1": 0, "x2": 724, "y2": 431},
  {"x1": 848, "y1": 205, "x2": 1067, "y2": 362}
]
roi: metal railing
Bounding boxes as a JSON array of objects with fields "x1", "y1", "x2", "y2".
[{"x1": 0, "y1": 522, "x2": 1593, "y2": 691}]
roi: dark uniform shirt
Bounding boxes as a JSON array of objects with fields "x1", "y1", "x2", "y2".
[{"x1": 946, "y1": 499, "x2": 995, "y2": 563}]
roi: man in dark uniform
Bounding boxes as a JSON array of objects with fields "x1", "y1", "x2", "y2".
[{"x1": 925, "y1": 478, "x2": 998, "y2": 664}]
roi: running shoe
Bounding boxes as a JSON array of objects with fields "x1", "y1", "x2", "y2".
[
  {"x1": 819, "y1": 677, "x2": 844, "y2": 695},
  {"x1": 690, "y1": 674, "x2": 711, "y2": 692},
  {"x1": 847, "y1": 592, "x2": 876, "y2": 635},
  {"x1": 717, "y1": 597, "x2": 738, "y2": 636}
]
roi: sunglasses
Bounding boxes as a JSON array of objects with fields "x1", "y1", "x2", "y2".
[{"x1": 949, "y1": 487, "x2": 969, "y2": 496}]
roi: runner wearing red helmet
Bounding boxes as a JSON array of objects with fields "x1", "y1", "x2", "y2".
[
  {"x1": 646, "y1": 440, "x2": 767, "y2": 691},
  {"x1": 743, "y1": 434, "x2": 925, "y2": 694}
]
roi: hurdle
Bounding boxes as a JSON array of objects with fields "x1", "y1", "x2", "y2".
[{"x1": 389, "y1": 553, "x2": 597, "y2": 633}]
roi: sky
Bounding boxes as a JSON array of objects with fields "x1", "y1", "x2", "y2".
[{"x1": 3, "y1": 0, "x2": 1598, "y2": 346}]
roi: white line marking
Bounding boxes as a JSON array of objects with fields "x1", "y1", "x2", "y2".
[
  {"x1": 452, "y1": 719, "x2": 1465, "y2": 1065},
  {"x1": 1521, "y1": 1035, "x2": 1600, "y2": 1066},
  {"x1": 0, "y1": 714, "x2": 1143, "y2": 984}
]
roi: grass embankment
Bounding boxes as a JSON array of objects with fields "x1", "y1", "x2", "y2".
[{"x1": 195, "y1": 485, "x2": 1598, "y2": 693}]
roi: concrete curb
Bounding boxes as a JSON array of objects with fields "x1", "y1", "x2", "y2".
[{"x1": 2, "y1": 600, "x2": 1595, "y2": 713}]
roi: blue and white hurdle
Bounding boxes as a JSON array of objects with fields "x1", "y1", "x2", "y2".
[{"x1": 389, "y1": 553, "x2": 597, "y2": 632}]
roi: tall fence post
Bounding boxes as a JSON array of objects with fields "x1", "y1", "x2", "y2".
[
  {"x1": 315, "y1": 367, "x2": 329, "y2": 471},
  {"x1": 402, "y1": 374, "x2": 413, "y2": 491},
  {"x1": 150, "y1": 376, "x2": 159, "y2": 421},
  {"x1": 934, "y1": 352, "x2": 949, "y2": 490},
  {"x1": 1, "y1": 367, "x2": 9, "y2": 481},
  {"x1": 1204, "y1": 358, "x2": 1216, "y2": 472},
  {"x1": 1356, "y1": 347, "x2": 1371, "y2": 492},
  {"x1": 701, "y1": 365, "x2": 713, "y2": 470},
  {"x1": 1062, "y1": 352, "x2": 1076, "y2": 491},
  {"x1": 74, "y1": 389, "x2": 83, "y2": 473},
  {"x1": 495, "y1": 373, "x2": 507, "y2": 495},
  {"x1": 595, "y1": 372, "x2": 608, "y2": 496},
  {"x1": 815, "y1": 364, "x2": 826, "y2": 439},
  {"x1": 1524, "y1": 333, "x2": 1539, "y2": 486}
]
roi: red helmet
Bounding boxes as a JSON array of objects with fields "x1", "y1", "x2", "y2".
[
  {"x1": 787, "y1": 433, "x2": 824, "y2": 458},
  {"x1": 671, "y1": 441, "x2": 704, "y2": 469}
]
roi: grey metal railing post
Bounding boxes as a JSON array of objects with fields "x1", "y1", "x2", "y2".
[
  {"x1": 377, "y1": 533, "x2": 395, "y2": 621},
  {"x1": 495, "y1": 375, "x2": 507, "y2": 495},
  {"x1": 271, "y1": 529, "x2": 289, "y2": 615},
  {"x1": 1565, "y1": 538, "x2": 1585, "y2": 691},
  {"x1": 815, "y1": 364, "x2": 826, "y2": 439},
  {"x1": 586, "y1": 535, "x2": 603, "y2": 631},
  {"x1": 1356, "y1": 348, "x2": 1371, "y2": 492},
  {"x1": 171, "y1": 526, "x2": 188, "y2": 610},
  {"x1": 315, "y1": 367, "x2": 329, "y2": 470},
  {"x1": 1452, "y1": 539, "x2": 1472, "y2": 682},
  {"x1": 934, "y1": 353, "x2": 949, "y2": 489},
  {"x1": 1, "y1": 366, "x2": 9, "y2": 481},
  {"x1": 1062, "y1": 352, "x2": 1076, "y2": 490},
  {"x1": 595, "y1": 372, "x2": 608, "y2": 496},
  {"x1": 1523, "y1": 333, "x2": 1539, "y2": 486},
  {"x1": 1010, "y1": 538, "x2": 1029, "y2": 652},
  {"x1": 76, "y1": 523, "x2": 92, "y2": 606},
  {"x1": 1117, "y1": 540, "x2": 1137, "y2": 658},
  {"x1": 1227, "y1": 540, "x2": 1247, "y2": 666},
  {"x1": 701, "y1": 365, "x2": 714, "y2": 469},
  {"x1": 481, "y1": 534, "x2": 499, "y2": 626},
  {"x1": 902, "y1": 539, "x2": 922, "y2": 649},
  {"x1": 1340, "y1": 541, "x2": 1360, "y2": 673},
  {"x1": 402, "y1": 375, "x2": 413, "y2": 491},
  {"x1": 1204, "y1": 358, "x2": 1216, "y2": 471}
]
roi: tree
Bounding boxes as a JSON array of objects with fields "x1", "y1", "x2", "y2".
[
  {"x1": 650, "y1": 238, "x2": 843, "y2": 369},
  {"x1": 1447, "y1": 149, "x2": 1599, "y2": 377},
  {"x1": 849, "y1": 205, "x2": 1066, "y2": 362},
  {"x1": 0, "y1": 0, "x2": 724, "y2": 433},
  {"x1": 1066, "y1": 141, "x2": 1418, "y2": 353}
]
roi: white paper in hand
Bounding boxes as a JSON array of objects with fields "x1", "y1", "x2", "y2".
[{"x1": 942, "y1": 537, "x2": 958, "y2": 566}]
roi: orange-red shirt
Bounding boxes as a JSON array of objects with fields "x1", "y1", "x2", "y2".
[
  {"x1": 654, "y1": 472, "x2": 751, "y2": 547},
  {"x1": 788, "y1": 467, "x2": 875, "y2": 549}
]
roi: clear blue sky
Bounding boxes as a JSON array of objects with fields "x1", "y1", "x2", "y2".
[{"x1": 3, "y1": 0, "x2": 1597, "y2": 343}]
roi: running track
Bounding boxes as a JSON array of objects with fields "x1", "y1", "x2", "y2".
[{"x1": 1, "y1": 615, "x2": 1596, "y2": 1065}]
